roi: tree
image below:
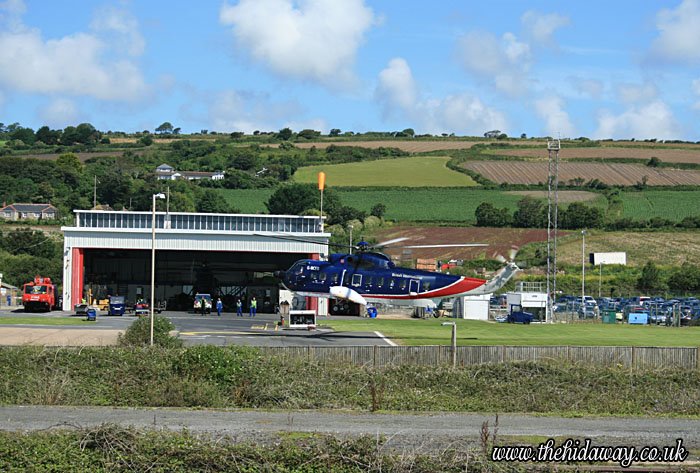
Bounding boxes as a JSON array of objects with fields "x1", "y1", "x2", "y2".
[
  {"x1": 667, "y1": 263, "x2": 700, "y2": 294},
  {"x1": 636, "y1": 261, "x2": 665, "y2": 293},
  {"x1": 647, "y1": 156, "x2": 661, "y2": 167},
  {"x1": 475, "y1": 202, "x2": 511, "y2": 227},
  {"x1": 329, "y1": 128, "x2": 341, "y2": 137},
  {"x1": 196, "y1": 189, "x2": 235, "y2": 213},
  {"x1": 370, "y1": 203, "x2": 386, "y2": 218},
  {"x1": 139, "y1": 135, "x2": 154, "y2": 146},
  {"x1": 512, "y1": 197, "x2": 546, "y2": 228},
  {"x1": 55, "y1": 153, "x2": 83, "y2": 174},
  {"x1": 61, "y1": 126, "x2": 79, "y2": 145},
  {"x1": 560, "y1": 202, "x2": 604, "y2": 229},
  {"x1": 155, "y1": 122, "x2": 174, "y2": 134},
  {"x1": 297, "y1": 129, "x2": 320, "y2": 140},
  {"x1": 484, "y1": 130, "x2": 502, "y2": 138},
  {"x1": 401, "y1": 128, "x2": 415, "y2": 137},
  {"x1": 9, "y1": 127, "x2": 35, "y2": 145},
  {"x1": 266, "y1": 183, "x2": 340, "y2": 215},
  {"x1": 35, "y1": 126, "x2": 61, "y2": 145},
  {"x1": 276, "y1": 127, "x2": 293, "y2": 141},
  {"x1": 0, "y1": 228, "x2": 59, "y2": 259},
  {"x1": 75, "y1": 123, "x2": 101, "y2": 144}
]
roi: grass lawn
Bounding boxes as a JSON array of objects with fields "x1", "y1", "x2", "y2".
[
  {"x1": 323, "y1": 318, "x2": 700, "y2": 347},
  {"x1": 617, "y1": 190, "x2": 700, "y2": 221},
  {"x1": 0, "y1": 317, "x2": 93, "y2": 326},
  {"x1": 294, "y1": 156, "x2": 478, "y2": 187}
]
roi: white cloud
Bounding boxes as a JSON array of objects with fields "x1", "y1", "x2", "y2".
[
  {"x1": 219, "y1": 0, "x2": 375, "y2": 90},
  {"x1": 90, "y1": 5, "x2": 145, "y2": 56},
  {"x1": 521, "y1": 11, "x2": 570, "y2": 45},
  {"x1": 38, "y1": 98, "x2": 81, "y2": 128},
  {"x1": 570, "y1": 77, "x2": 604, "y2": 99},
  {"x1": 649, "y1": 0, "x2": 700, "y2": 63},
  {"x1": 0, "y1": 3, "x2": 148, "y2": 101},
  {"x1": 534, "y1": 95, "x2": 575, "y2": 138},
  {"x1": 206, "y1": 89, "x2": 306, "y2": 133},
  {"x1": 375, "y1": 58, "x2": 508, "y2": 136},
  {"x1": 455, "y1": 31, "x2": 530, "y2": 97},
  {"x1": 616, "y1": 82, "x2": 658, "y2": 104},
  {"x1": 375, "y1": 58, "x2": 417, "y2": 116},
  {"x1": 594, "y1": 101, "x2": 680, "y2": 140}
]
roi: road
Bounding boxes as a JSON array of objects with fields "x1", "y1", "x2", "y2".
[
  {"x1": 0, "y1": 310, "x2": 391, "y2": 347},
  {"x1": 0, "y1": 406, "x2": 698, "y2": 453}
]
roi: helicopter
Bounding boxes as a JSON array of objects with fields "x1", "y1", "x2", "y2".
[{"x1": 262, "y1": 235, "x2": 520, "y2": 311}]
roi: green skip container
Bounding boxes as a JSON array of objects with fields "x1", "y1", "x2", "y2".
[{"x1": 602, "y1": 310, "x2": 617, "y2": 324}]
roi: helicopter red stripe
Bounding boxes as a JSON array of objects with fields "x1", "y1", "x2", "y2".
[{"x1": 367, "y1": 276, "x2": 486, "y2": 300}]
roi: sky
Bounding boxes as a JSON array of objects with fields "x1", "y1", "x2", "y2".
[{"x1": 1, "y1": 0, "x2": 700, "y2": 140}]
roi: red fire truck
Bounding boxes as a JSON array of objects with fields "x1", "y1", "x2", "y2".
[{"x1": 22, "y1": 276, "x2": 58, "y2": 312}]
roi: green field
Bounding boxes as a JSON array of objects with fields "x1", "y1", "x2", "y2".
[
  {"x1": 324, "y1": 318, "x2": 700, "y2": 347},
  {"x1": 219, "y1": 187, "x2": 699, "y2": 223},
  {"x1": 293, "y1": 156, "x2": 478, "y2": 187},
  {"x1": 0, "y1": 317, "x2": 92, "y2": 326},
  {"x1": 220, "y1": 188, "x2": 525, "y2": 222},
  {"x1": 618, "y1": 190, "x2": 700, "y2": 220}
]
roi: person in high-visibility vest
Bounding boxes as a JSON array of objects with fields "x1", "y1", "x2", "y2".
[{"x1": 249, "y1": 297, "x2": 257, "y2": 317}]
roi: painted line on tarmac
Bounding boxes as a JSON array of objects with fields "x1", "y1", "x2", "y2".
[
  {"x1": 374, "y1": 331, "x2": 397, "y2": 346},
  {"x1": 180, "y1": 331, "x2": 250, "y2": 336}
]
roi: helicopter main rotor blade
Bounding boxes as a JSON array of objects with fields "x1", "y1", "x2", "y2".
[
  {"x1": 252, "y1": 233, "x2": 349, "y2": 251},
  {"x1": 398, "y1": 243, "x2": 489, "y2": 249},
  {"x1": 373, "y1": 237, "x2": 411, "y2": 248}
]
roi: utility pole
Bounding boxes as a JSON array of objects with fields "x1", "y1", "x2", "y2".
[
  {"x1": 93, "y1": 175, "x2": 97, "y2": 208},
  {"x1": 581, "y1": 229, "x2": 587, "y2": 310}
]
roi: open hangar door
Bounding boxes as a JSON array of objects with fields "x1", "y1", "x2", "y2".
[{"x1": 82, "y1": 249, "x2": 305, "y2": 312}]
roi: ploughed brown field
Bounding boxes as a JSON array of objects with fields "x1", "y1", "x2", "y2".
[
  {"x1": 278, "y1": 140, "x2": 546, "y2": 152},
  {"x1": 505, "y1": 190, "x2": 600, "y2": 202},
  {"x1": 486, "y1": 146, "x2": 700, "y2": 164},
  {"x1": 15, "y1": 150, "x2": 145, "y2": 162},
  {"x1": 374, "y1": 226, "x2": 554, "y2": 261},
  {"x1": 463, "y1": 161, "x2": 700, "y2": 186}
]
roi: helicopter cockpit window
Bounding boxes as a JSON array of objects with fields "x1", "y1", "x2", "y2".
[
  {"x1": 351, "y1": 274, "x2": 362, "y2": 287},
  {"x1": 377, "y1": 277, "x2": 384, "y2": 287},
  {"x1": 365, "y1": 276, "x2": 374, "y2": 287},
  {"x1": 318, "y1": 271, "x2": 327, "y2": 282},
  {"x1": 309, "y1": 270, "x2": 319, "y2": 281},
  {"x1": 399, "y1": 279, "x2": 407, "y2": 291},
  {"x1": 291, "y1": 263, "x2": 305, "y2": 275},
  {"x1": 389, "y1": 278, "x2": 395, "y2": 289},
  {"x1": 331, "y1": 273, "x2": 339, "y2": 284},
  {"x1": 422, "y1": 281, "x2": 431, "y2": 291}
]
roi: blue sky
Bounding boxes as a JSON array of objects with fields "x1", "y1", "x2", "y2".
[{"x1": 1, "y1": 0, "x2": 699, "y2": 140}]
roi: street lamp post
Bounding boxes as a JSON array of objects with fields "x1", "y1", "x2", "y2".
[
  {"x1": 348, "y1": 224, "x2": 353, "y2": 254},
  {"x1": 151, "y1": 193, "x2": 165, "y2": 346},
  {"x1": 441, "y1": 321, "x2": 457, "y2": 368},
  {"x1": 581, "y1": 229, "x2": 586, "y2": 311}
]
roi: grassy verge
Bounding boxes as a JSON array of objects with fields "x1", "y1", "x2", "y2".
[
  {"x1": 324, "y1": 318, "x2": 700, "y2": 347},
  {"x1": 0, "y1": 317, "x2": 93, "y2": 326},
  {"x1": 0, "y1": 427, "x2": 488, "y2": 473},
  {"x1": 0, "y1": 346, "x2": 698, "y2": 416}
]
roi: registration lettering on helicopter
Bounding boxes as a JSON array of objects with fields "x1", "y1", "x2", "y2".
[{"x1": 306, "y1": 265, "x2": 320, "y2": 271}]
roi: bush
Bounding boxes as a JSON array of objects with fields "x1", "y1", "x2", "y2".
[{"x1": 118, "y1": 316, "x2": 182, "y2": 348}]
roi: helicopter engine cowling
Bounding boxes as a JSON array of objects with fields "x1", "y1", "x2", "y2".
[{"x1": 329, "y1": 286, "x2": 367, "y2": 306}]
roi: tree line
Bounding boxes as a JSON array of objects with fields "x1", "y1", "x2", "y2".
[{"x1": 475, "y1": 197, "x2": 700, "y2": 230}]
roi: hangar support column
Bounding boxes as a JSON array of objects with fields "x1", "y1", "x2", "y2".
[{"x1": 71, "y1": 248, "x2": 84, "y2": 309}]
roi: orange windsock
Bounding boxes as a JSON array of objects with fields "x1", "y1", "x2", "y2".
[{"x1": 318, "y1": 171, "x2": 326, "y2": 190}]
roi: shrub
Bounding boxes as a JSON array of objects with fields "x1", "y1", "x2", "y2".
[{"x1": 118, "y1": 316, "x2": 182, "y2": 348}]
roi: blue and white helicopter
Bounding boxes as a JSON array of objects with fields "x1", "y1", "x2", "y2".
[{"x1": 265, "y1": 235, "x2": 520, "y2": 312}]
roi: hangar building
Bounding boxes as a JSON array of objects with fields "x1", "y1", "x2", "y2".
[{"x1": 61, "y1": 210, "x2": 329, "y2": 313}]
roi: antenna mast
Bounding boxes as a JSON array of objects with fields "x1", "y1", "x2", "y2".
[{"x1": 546, "y1": 137, "x2": 560, "y2": 322}]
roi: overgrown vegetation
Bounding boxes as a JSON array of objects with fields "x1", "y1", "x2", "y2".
[
  {"x1": 0, "y1": 346, "x2": 698, "y2": 416},
  {"x1": 0, "y1": 426, "x2": 507, "y2": 473},
  {"x1": 117, "y1": 315, "x2": 182, "y2": 348}
]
